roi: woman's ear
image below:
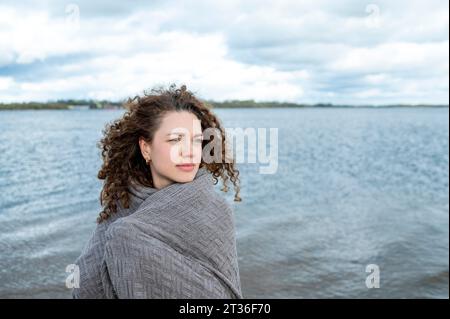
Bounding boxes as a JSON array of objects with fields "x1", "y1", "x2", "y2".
[{"x1": 139, "y1": 137, "x2": 151, "y2": 160}]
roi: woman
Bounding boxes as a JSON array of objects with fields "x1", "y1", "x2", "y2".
[{"x1": 72, "y1": 84, "x2": 243, "y2": 299}]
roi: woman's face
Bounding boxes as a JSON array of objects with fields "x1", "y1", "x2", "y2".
[{"x1": 139, "y1": 111, "x2": 204, "y2": 189}]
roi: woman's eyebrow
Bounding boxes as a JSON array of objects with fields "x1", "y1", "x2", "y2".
[{"x1": 166, "y1": 132, "x2": 203, "y2": 137}]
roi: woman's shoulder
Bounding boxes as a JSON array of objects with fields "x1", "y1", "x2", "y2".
[
  {"x1": 104, "y1": 214, "x2": 138, "y2": 244},
  {"x1": 209, "y1": 189, "x2": 235, "y2": 216}
]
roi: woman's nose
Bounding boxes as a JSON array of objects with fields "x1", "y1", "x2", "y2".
[{"x1": 180, "y1": 138, "x2": 195, "y2": 158}]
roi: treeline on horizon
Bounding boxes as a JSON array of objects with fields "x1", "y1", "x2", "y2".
[{"x1": 0, "y1": 99, "x2": 448, "y2": 110}]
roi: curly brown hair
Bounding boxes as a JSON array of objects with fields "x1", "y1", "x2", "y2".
[{"x1": 96, "y1": 83, "x2": 241, "y2": 223}]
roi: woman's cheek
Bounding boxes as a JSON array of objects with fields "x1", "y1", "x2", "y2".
[
  {"x1": 193, "y1": 144, "x2": 203, "y2": 163},
  {"x1": 165, "y1": 143, "x2": 180, "y2": 164}
]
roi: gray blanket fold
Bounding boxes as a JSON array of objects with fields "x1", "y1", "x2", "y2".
[{"x1": 72, "y1": 167, "x2": 242, "y2": 299}]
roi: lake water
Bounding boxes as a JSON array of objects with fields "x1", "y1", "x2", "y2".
[{"x1": 0, "y1": 107, "x2": 448, "y2": 298}]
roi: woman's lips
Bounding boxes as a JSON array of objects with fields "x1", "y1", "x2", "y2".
[{"x1": 176, "y1": 164, "x2": 195, "y2": 172}]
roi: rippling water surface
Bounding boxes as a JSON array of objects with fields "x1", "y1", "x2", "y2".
[{"x1": 0, "y1": 107, "x2": 448, "y2": 298}]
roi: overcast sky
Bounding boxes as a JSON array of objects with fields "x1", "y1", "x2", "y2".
[{"x1": 0, "y1": 0, "x2": 448, "y2": 104}]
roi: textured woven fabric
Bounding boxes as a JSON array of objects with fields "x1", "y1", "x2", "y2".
[{"x1": 72, "y1": 167, "x2": 242, "y2": 299}]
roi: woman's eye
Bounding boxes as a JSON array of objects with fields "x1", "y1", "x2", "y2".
[{"x1": 169, "y1": 137, "x2": 202, "y2": 143}]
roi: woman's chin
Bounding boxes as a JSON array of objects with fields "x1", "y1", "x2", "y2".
[{"x1": 173, "y1": 170, "x2": 198, "y2": 183}]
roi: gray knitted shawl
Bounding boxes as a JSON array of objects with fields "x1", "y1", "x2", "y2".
[{"x1": 72, "y1": 167, "x2": 242, "y2": 299}]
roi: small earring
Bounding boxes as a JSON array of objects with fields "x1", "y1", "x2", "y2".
[{"x1": 146, "y1": 158, "x2": 152, "y2": 165}]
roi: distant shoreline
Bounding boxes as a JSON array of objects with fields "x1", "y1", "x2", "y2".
[{"x1": 0, "y1": 100, "x2": 448, "y2": 110}]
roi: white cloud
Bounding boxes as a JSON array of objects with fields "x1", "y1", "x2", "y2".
[
  {"x1": 328, "y1": 41, "x2": 449, "y2": 74},
  {"x1": 0, "y1": 76, "x2": 14, "y2": 90},
  {"x1": 0, "y1": 0, "x2": 448, "y2": 104}
]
